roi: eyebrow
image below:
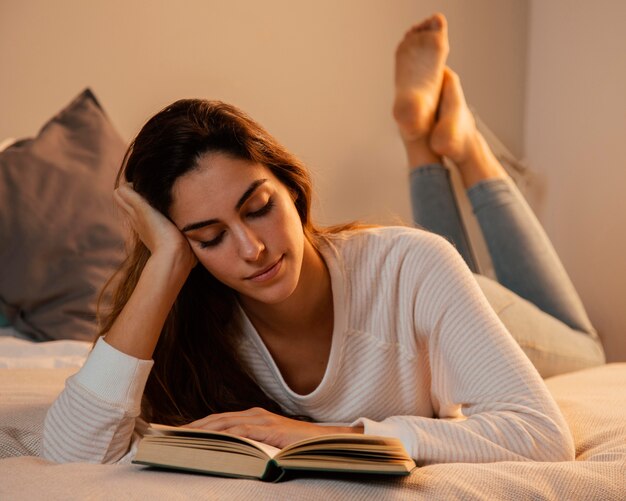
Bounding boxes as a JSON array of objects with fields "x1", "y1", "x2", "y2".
[{"x1": 181, "y1": 178, "x2": 268, "y2": 233}]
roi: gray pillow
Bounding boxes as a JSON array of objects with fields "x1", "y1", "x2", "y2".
[{"x1": 0, "y1": 89, "x2": 126, "y2": 341}]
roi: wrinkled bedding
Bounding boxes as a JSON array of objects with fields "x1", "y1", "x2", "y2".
[{"x1": 0, "y1": 340, "x2": 624, "y2": 500}]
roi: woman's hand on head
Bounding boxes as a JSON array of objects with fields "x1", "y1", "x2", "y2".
[
  {"x1": 114, "y1": 183, "x2": 197, "y2": 270},
  {"x1": 184, "y1": 407, "x2": 363, "y2": 449}
]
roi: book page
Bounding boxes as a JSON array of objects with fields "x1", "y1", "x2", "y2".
[
  {"x1": 274, "y1": 434, "x2": 415, "y2": 475},
  {"x1": 148, "y1": 423, "x2": 281, "y2": 458},
  {"x1": 276, "y1": 433, "x2": 407, "y2": 458}
]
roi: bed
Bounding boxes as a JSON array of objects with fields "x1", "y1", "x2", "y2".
[
  {"x1": 0, "y1": 334, "x2": 624, "y2": 500},
  {"x1": 1, "y1": 90, "x2": 625, "y2": 500}
]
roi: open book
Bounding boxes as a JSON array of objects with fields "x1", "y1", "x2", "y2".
[{"x1": 133, "y1": 424, "x2": 416, "y2": 482}]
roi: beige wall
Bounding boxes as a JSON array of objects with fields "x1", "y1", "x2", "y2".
[
  {"x1": 525, "y1": 0, "x2": 626, "y2": 361},
  {"x1": 0, "y1": 0, "x2": 527, "y2": 228},
  {"x1": 3, "y1": 1, "x2": 621, "y2": 361},
  {"x1": 24, "y1": 2, "x2": 626, "y2": 355}
]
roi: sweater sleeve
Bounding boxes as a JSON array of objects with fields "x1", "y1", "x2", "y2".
[
  {"x1": 42, "y1": 337, "x2": 153, "y2": 464},
  {"x1": 352, "y1": 233, "x2": 575, "y2": 465}
]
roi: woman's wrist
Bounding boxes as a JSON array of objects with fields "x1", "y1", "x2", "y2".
[
  {"x1": 332, "y1": 425, "x2": 364, "y2": 435},
  {"x1": 149, "y1": 245, "x2": 197, "y2": 279},
  {"x1": 104, "y1": 248, "x2": 194, "y2": 361}
]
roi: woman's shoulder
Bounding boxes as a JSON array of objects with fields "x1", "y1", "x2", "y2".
[
  {"x1": 323, "y1": 224, "x2": 453, "y2": 251},
  {"x1": 319, "y1": 224, "x2": 457, "y2": 264}
]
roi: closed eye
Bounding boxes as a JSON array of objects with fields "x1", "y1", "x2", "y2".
[
  {"x1": 199, "y1": 230, "x2": 225, "y2": 249},
  {"x1": 198, "y1": 198, "x2": 274, "y2": 249},
  {"x1": 247, "y1": 198, "x2": 274, "y2": 218}
]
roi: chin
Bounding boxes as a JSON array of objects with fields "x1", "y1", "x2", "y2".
[
  {"x1": 240, "y1": 272, "x2": 300, "y2": 306},
  {"x1": 249, "y1": 282, "x2": 298, "y2": 305},
  {"x1": 238, "y1": 252, "x2": 304, "y2": 306}
]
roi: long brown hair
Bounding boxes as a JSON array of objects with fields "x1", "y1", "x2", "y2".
[{"x1": 98, "y1": 99, "x2": 354, "y2": 425}]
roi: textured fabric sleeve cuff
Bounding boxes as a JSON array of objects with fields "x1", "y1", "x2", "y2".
[
  {"x1": 73, "y1": 337, "x2": 154, "y2": 412},
  {"x1": 350, "y1": 417, "x2": 417, "y2": 459}
]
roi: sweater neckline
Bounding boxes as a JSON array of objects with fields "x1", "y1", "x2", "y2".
[{"x1": 238, "y1": 234, "x2": 348, "y2": 403}]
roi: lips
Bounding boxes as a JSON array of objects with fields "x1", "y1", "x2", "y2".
[{"x1": 245, "y1": 255, "x2": 284, "y2": 282}]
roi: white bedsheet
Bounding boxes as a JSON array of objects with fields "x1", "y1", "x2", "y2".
[
  {"x1": 0, "y1": 332, "x2": 90, "y2": 369},
  {"x1": 1, "y1": 363, "x2": 624, "y2": 500}
]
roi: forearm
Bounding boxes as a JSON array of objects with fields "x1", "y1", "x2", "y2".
[
  {"x1": 354, "y1": 404, "x2": 574, "y2": 465},
  {"x1": 104, "y1": 249, "x2": 193, "y2": 360},
  {"x1": 42, "y1": 252, "x2": 192, "y2": 463},
  {"x1": 42, "y1": 179, "x2": 197, "y2": 464},
  {"x1": 42, "y1": 338, "x2": 153, "y2": 463}
]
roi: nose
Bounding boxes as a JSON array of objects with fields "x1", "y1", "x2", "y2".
[{"x1": 236, "y1": 226, "x2": 265, "y2": 262}]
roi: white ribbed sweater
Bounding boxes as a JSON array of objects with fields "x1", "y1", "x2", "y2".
[{"x1": 42, "y1": 226, "x2": 574, "y2": 465}]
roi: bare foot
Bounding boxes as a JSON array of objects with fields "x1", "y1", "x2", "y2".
[
  {"x1": 430, "y1": 68, "x2": 507, "y2": 188},
  {"x1": 393, "y1": 13, "x2": 449, "y2": 142},
  {"x1": 429, "y1": 68, "x2": 476, "y2": 163}
]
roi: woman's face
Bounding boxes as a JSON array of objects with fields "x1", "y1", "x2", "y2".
[{"x1": 169, "y1": 153, "x2": 306, "y2": 305}]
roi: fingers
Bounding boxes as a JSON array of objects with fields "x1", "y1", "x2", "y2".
[
  {"x1": 113, "y1": 184, "x2": 152, "y2": 239},
  {"x1": 220, "y1": 425, "x2": 274, "y2": 445},
  {"x1": 112, "y1": 183, "x2": 197, "y2": 274},
  {"x1": 113, "y1": 183, "x2": 145, "y2": 221},
  {"x1": 113, "y1": 192, "x2": 131, "y2": 219},
  {"x1": 184, "y1": 408, "x2": 333, "y2": 449},
  {"x1": 187, "y1": 407, "x2": 272, "y2": 430},
  {"x1": 113, "y1": 183, "x2": 145, "y2": 215},
  {"x1": 185, "y1": 408, "x2": 279, "y2": 445}
]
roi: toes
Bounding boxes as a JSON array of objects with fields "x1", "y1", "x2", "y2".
[
  {"x1": 409, "y1": 13, "x2": 447, "y2": 33},
  {"x1": 400, "y1": 14, "x2": 449, "y2": 53},
  {"x1": 430, "y1": 13, "x2": 447, "y2": 30}
]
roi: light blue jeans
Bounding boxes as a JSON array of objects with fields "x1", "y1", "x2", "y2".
[{"x1": 410, "y1": 164, "x2": 605, "y2": 377}]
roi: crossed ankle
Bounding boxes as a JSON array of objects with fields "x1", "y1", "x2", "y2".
[{"x1": 402, "y1": 136, "x2": 442, "y2": 169}]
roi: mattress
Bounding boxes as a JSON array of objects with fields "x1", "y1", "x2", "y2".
[{"x1": 0, "y1": 338, "x2": 624, "y2": 500}]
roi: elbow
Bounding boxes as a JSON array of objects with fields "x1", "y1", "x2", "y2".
[
  {"x1": 495, "y1": 409, "x2": 576, "y2": 462},
  {"x1": 41, "y1": 406, "x2": 92, "y2": 464},
  {"x1": 42, "y1": 409, "x2": 72, "y2": 463},
  {"x1": 520, "y1": 421, "x2": 575, "y2": 462},
  {"x1": 42, "y1": 401, "x2": 136, "y2": 464},
  {"x1": 540, "y1": 430, "x2": 575, "y2": 462},
  {"x1": 537, "y1": 410, "x2": 576, "y2": 462},
  {"x1": 42, "y1": 402, "x2": 107, "y2": 464}
]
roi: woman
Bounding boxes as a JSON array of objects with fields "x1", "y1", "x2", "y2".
[{"x1": 43, "y1": 14, "x2": 592, "y2": 465}]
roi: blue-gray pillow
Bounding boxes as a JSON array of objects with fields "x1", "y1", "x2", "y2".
[{"x1": 0, "y1": 89, "x2": 126, "y2": 341}]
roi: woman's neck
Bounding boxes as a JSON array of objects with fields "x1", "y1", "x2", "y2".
[{"x1": 239, "y1": 236, "x2": 333, "y2": 340}]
